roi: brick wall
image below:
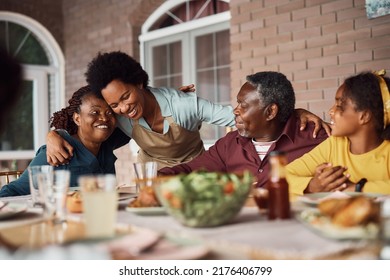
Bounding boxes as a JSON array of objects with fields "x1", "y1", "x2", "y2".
[
  {"x1": 0, "y1": 0, "x2": 64, "y2": 48},
  {"x1": 62, "y1": 0, "x2": 164, "y2": 97},
  {"x1": 230, "y1": 0, "x2": 390, "y2": 121}
]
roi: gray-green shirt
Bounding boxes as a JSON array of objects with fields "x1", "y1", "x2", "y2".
[{"x1": 116, "y1": 87, "x2": 234, "y2": 137}]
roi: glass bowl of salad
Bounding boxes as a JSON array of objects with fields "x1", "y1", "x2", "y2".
[{"x1": 154, "y1": 170, "x2": 253, "y2": 227}]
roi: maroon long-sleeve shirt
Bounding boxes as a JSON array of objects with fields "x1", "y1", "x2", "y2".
[{"x1": 159, "y1": 114, "x2": 328, "y2": 189}]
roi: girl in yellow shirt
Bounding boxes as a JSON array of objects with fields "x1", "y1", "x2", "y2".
[{"x1": 287, "y1": 71, "x2": 390, "y2": 195}]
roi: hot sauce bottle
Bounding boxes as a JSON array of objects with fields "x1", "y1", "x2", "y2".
[{"x1": 267, "y1": 151, "x2": 291, "y2": 220}]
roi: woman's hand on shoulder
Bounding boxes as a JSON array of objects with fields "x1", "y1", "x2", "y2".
[
  {"x1": 295, "y1": 108, "x2": 331, "y2": 138},
  {"x1": 46, "y1": 130, "x2": 74, "y2": 166},
  {"x1": 178, "y1": 84, "x2": 195, "y2": 93}
]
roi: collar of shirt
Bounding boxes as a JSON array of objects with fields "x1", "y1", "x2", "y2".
[{"x1": 234, "y1": 114, "x2": 298, "y2": 145}]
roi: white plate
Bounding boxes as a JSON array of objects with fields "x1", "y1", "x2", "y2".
[
  {"x1": 125, "y1": 206, "x2": 166, "y2": 216},
  {"x1": 0, "y1": 202, "x2": 28, "y2": 220},
  {"x1": 118, "y1": 193, "x2": 137, "y2": 201},
  {"x1": 67, "y1": 190, "x2": 137, "y2": 201},
  {"x1": 297, "y1": 191, "x2": 381, "y2": 207},
  {"x1": 297, "y1": 208, "x2": 379, "y2": 240}
]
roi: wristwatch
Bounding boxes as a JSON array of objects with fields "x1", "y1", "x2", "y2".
[{"x1": 355, "y1": 178, "x2": 367, "y2": 192}]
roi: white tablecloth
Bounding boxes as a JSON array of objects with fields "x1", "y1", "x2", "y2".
[{"x1": 0, "y1": 196, "x2": 379, "y2": 259}]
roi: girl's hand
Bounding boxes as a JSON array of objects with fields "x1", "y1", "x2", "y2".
[{"x1": 305, "y1": 163, "x2": 350, "y2": 193}]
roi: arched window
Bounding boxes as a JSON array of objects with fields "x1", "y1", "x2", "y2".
[
  {"x1": 0, "y1": 12, "x2": 64, "y2": 170},
  {"x1": 140, "y1": 0, "x2": 230, "y2": 146}
]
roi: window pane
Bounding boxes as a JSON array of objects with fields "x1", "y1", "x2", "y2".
[
  {"x1": 196, "y1": 34, "x2": 213, "y2": 69},
  {"x1": 152, "y1": 77, "x2": 167, "y2": 88},
  {"x1": 169, "y1": 41, "x2": 182, "y2": 75},
  {"x1": 217, "y1": 67, "x2": 231, "y2": 104},
  {"x1": 197, "y1": 69, "x2": 215, "y2": 100},
  {"x1": 0, "y1": 80, "x2": 34, "y2": 151},
  {"x1": 170, "y1": 75, "x2": 183, "y2": 88},
  {"x1": 0, "y1": 21, "x2": 49, "y2": 65},
  {"x1": 153, "y1": 45, "x2": 167, "y2": 76},
  {"x1": 152, "y1": 41, "x2": 182, "y2": 87},
  {"x1": 196, "y1": 30, "x2": 231, "y2": 143},
  {"x1": 216, "y1": 30, "x2": 230, "y2": 66},
  {"x1": 16, "y1": 33, "x2": 49, "y2": 65}
]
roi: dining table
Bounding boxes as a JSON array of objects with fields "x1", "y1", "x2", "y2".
[{"x1": 0, "y1": 191, "x2": 382, "y2": 260}]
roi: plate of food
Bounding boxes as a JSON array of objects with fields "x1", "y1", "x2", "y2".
[
  {"x1": 0, "y1": 202, "x2": 28, "y2": 220},
  {"x1": 297, "y1": 195, "x2": 380, "y2": 240},
  {"x1": 118, "y1": 192, "x2": 137, "y2": 201},
  {"x1": 125, "y1": 206, "x2": 166, "y2": 216},
  {"x1": 66, "y1": 190, "x2": 137, "y2": 213},
  {"x1": 297, "y1": 191, "x2": 382, "y2": 207},
  {"x1": 125, "y1": 186, "x2": 166, "y2": 215}
]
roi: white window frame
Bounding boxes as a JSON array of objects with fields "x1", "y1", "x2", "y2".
[
  {"x1": 139, "y1": 0, "x2": 231, "y2": 80},
  {"x1": 140, "y1": 11, "x2": 230, "y2": 77}
]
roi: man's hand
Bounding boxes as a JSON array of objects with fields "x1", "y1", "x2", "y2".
[
  {"x1": 305, "y1": 163, "x2": 350, "y2": 193},
  {"x1": 295, "y1": 108, "x2": 331, "y2": 138},
  {"x1": 178, "y1": 84, "x2": 195, "y2": 93},
  {"x1": 46, "y1": 131, "x2": 74, "y2": 166}
]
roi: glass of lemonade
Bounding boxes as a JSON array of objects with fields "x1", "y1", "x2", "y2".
[{"x1": 79, "y1": 174, "x2": 118, "y2": 238}]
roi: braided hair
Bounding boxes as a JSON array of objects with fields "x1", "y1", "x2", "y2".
[{"x1": 50, "y1": 85, "x2": 96, "y2": 135}]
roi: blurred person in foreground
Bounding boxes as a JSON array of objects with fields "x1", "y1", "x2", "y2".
[
  {"x1": 0, "y1": 85, "x2": 129, "y2": 197},
  {"x1": 287, "y1": 71, "x2": 390, "y2": 195},
  {"x1": 0, "y1": 48, "x2": 22, "y2": 134},
  {"x1": 159, "y1": 71, "x2": 329, "y2": 192},
  {"x1": 46, "y1": 51, "x2": 329, "y2": 169}
]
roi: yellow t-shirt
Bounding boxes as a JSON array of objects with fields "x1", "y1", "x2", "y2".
[{"x1": 286, "y1": 136, "x2": 390, "y2": 195}]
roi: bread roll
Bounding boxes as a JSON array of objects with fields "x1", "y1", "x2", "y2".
[{"x1": 318, "y1": 195, "x2": 379, "y2": 227}]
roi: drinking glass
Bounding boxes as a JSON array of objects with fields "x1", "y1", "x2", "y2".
[
  {"x1": 133, "y1": 161, "x2": 157, "y2": 193},
  {"x1": 38, "y1": 170, "x2": 70, "y2": 223},
  {"x1": 28, "y1": 165, "x2": 54, "y2": 207},
  {"x1": 79, "y1": 174, "x2": 118, "y2": 238}
]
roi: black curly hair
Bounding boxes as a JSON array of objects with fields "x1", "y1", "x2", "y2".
[
  {"x1": 246, "y1": 71, "x2": 295, "y2": 124},
  {"x1": 85, "y1": 51, "x2": 149, "y2": 96},
  {"x1": 49, "y1": 85, "x2": 102, "y2": 135},
  {"x1": 342, "y1": 71, "x2": 390, "y2": 139}
]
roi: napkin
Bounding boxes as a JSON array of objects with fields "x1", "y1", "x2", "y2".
[{"x1": 100, "y1": 227, "x2": 161, "y2": 259}]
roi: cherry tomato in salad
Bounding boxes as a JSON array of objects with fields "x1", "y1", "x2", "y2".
[{"x1": 224, "y1": 182, "x2": 235, "y2": 194}]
